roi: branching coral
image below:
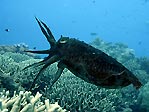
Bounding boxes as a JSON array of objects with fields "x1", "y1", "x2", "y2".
[
  {"x1": 0, "y1": 69, "x2": 18, "y2": 94},
  {"x1": 44, "y1": 71, "x2": 136, "y2": 112},
  {"x1": 0, "y1": 53, "x2": 42, "y2": 92},
  {"x1": 137, "y1": 57, "x2": 149, "y2": 74},
  {"x1": 0, "y1": 54, "x2": 19, "y2": 74},
  {"x1": 0, "y1": 90, "x2": 66, "y2": 112},
  {"x1": 2, "y1": 52, "x2": 34, "y2": 63},
  {"x1": 137, "y1": 81, "x2": 149, "y2": 111}
]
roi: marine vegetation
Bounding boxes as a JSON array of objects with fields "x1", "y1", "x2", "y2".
[{"x1": 24, "y1": 18, "x2": 142, "y2": 90}]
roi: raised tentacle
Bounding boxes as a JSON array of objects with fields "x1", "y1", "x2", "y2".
[
  {"x1": 35, "y1": 17, "x2": 56, "y2": 47},
  {"x1": 40, "y1": 21, "x2": 56, "y2": 46},
  {"x1": 29, "y1": 55, "x2": 59, "y2": 90}
]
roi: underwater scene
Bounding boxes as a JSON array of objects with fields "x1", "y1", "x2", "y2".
[{"x1": 0, "y1": 0, "x2": 149, "y2": 112}]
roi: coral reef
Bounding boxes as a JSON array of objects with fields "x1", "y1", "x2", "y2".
[
  {"x1": 137, "y1": 57, "x2": 149, "y2": 74},
  {"x1": 0, "y1": 44, "x2": 40, "y2": 59},
  {"x1": 137, "y1": 81, "x2": 149, "y2": 112},
  {"x1": 46, "y1": 70, "x2": 136, "y2": 112},
  {"x1": 2, "y1": 52, "x2": 33, "y2": 63},
  {"x1": 0, "y1": 52, "x2": 42, "y2": 92},
  {"x1": 0, "y1": 38, "x2": 149, "y2": 112},
  {"x1": 0, "y1": 54, "x2": 19, "y2": 74},
  {"x1": 0, "y1": 69, "x2": 18, "y2": 94},
  {"x1": 0, "y1": 90, "x2": 66, "y2": 112},
  {"x1": 0, "y1": 43, "x2": 28, "y2": 55}
]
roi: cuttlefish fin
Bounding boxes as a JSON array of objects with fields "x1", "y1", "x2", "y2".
[
  {"x1": 95, "y1": 71, "x2": 125, "y2": 86},
  {"x1": 113, "y1": 70, "x2": 142, "y2": 89},
  {"x1": 112, "y1": 70, "x2": 125, "y2": 76},
  {"x1": 124, "y1": 71, "x2": 143, "y2": 89},
  {"x1": 35, "y1": 17, "x2": 56, "y2": 47}
]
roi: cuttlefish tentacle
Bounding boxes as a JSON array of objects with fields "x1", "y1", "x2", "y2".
[
  {"x1": 40, "y1": 21, "x2": 56, "y2": 45},
  {"x1": 29, "y1": 55, "x2": 60, "y2": 90},
  {"x1": 23, "y1": 58, "x2": 48, "y2": 70},
  {"x1": 25, "y1": 49, "x2": 50, "y2": 54},
  {"x1": 23, "y1": 49, "x2": 55, "y2": 70},
  {"x1": 49, "y1": 67, "x2": 64, "y2": 87},
  {"x1": 23, "y1": 54, "x2": 54, "y2": 70},
  {"x1": 48, "y1": 61, "x2": 66, "y2": 87},
  {"x1": 35, "y1": 17, "x2": 56, "y2": 47}
]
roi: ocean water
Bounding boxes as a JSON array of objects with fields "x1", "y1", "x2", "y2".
[
  {"x1": 1, "y1": 0, "x2": 149, "y2": 56},
  {"x1": 0, "y1": 0, "x2": 149, "y2": 112}
]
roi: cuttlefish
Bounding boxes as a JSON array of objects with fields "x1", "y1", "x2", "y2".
[{"x1": 24, "y1": 18, "x2": 142, "y2": 90}]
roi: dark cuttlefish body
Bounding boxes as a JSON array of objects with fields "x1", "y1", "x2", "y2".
[{"x1": 24, "y1": 18, "x2": 142, "y2": 90}]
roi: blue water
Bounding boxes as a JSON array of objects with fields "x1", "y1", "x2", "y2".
[{"x1": 0, "y1": 0, "x2": 149, "y2": 57}]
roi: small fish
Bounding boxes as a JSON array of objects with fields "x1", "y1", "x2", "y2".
[
  {"x1": 138, "y1": 41, "x2": 142, "y2": 45},
  {"x1": 5, "y1": 29, "x2": 10, "y2": 32},
  {"x1": 33, "y1": 47, "x2": 36, "y2": 50},
  {"x1": 92, "y1": 0, "x2": 96, "y2": 3},
  {"x1": 90, "y1": 32, "x2": 98, "y2": 36}
]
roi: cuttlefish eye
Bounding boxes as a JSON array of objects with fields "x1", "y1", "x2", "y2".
[
  {"x1": 59, "y1": 36, "x2": 69, "y2": 44},
  {"x1": 59, "y1": 40, "x2": 67, "y2": 44}
]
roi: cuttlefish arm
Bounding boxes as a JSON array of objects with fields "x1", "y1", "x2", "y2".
[
  {"x1": 23, "y1": 18, "x2": 61, "y2": 90},
  {"x1": 23, "y1": 16, "x2": 57, "y2": 69},
  {"x1": 29, "y1": 55, "x2": 60, "y2": 90},
  {"x1": 25, "y1": 49, "x2": 50, "y2": 54},
  {"x1": 48, "y1": 61, "x2": 65, "y2": 88},
  {"x1": 23, "y1": 55, "x2": 51, "y2": 70}
]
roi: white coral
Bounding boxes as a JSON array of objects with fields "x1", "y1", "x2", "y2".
[{"x1": 0, "y1": 90, "x2": 66, "y2": 112}]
